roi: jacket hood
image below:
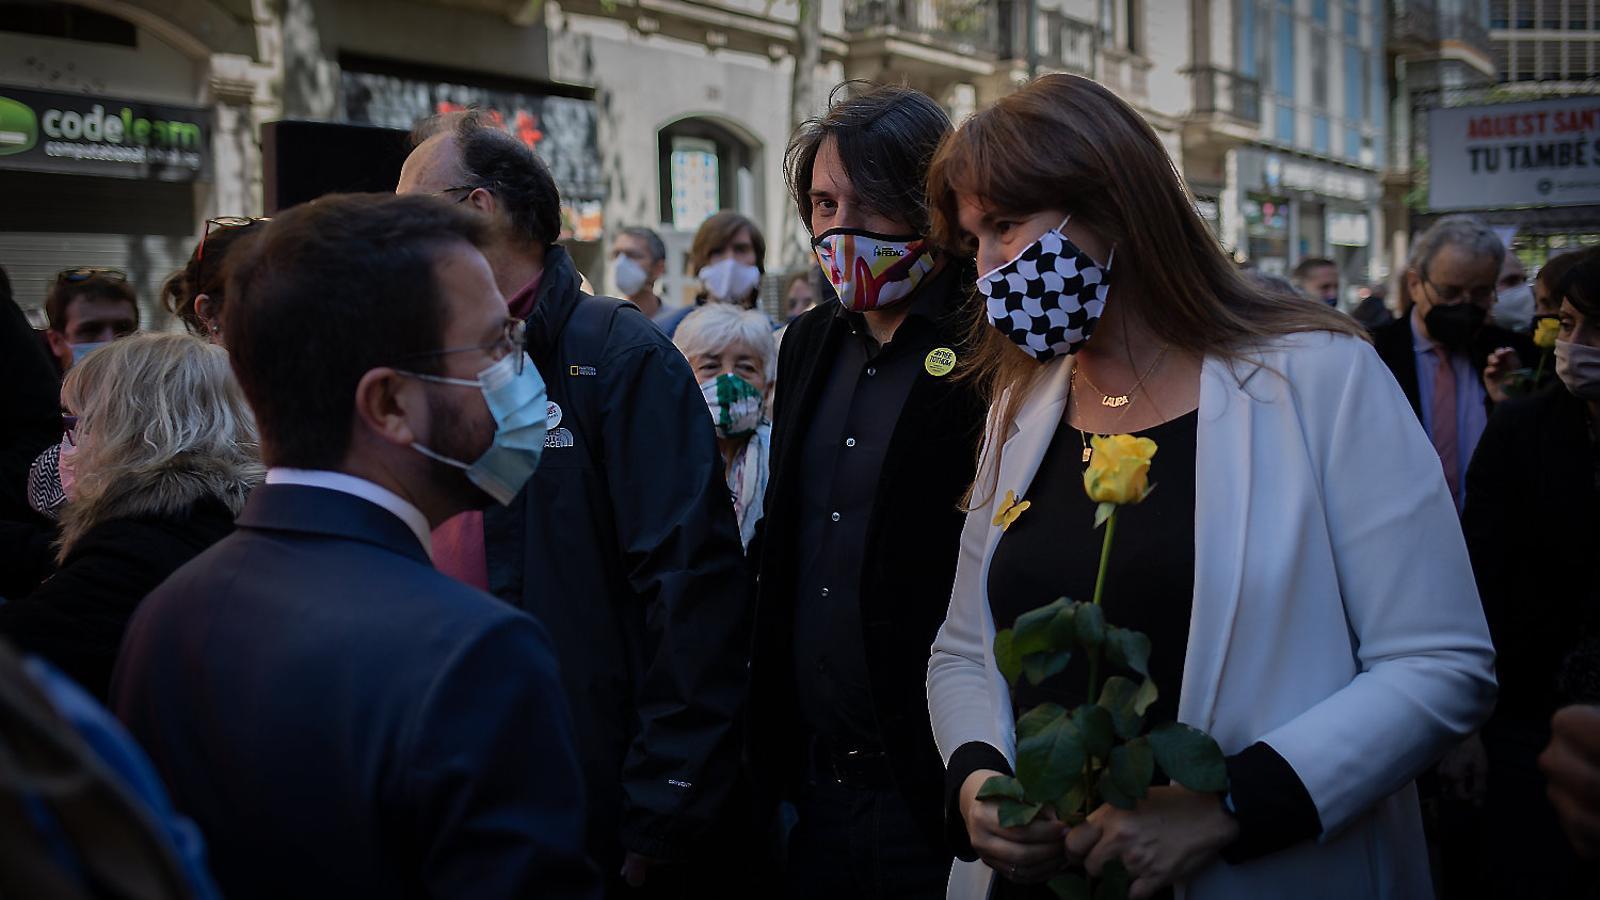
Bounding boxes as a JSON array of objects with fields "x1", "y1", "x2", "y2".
[{"x1": 58, "y1": 454, "x2": 262, "y2": 562}]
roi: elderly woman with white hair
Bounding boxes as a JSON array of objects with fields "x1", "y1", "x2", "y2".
[
  {"x1": 673, "y1": 303, "x2": 777, "y2": 548},
  {"x1": 0, "y1": 333, "x2": 263, "y2": 701}
]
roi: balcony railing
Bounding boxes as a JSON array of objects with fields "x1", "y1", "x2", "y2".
[
  {"x1": 1192, "y1": 65, "x2": 1261, "y2": 125},
  {"x1": 844, "y1": 0, "x2": 999, "y2": 54}
]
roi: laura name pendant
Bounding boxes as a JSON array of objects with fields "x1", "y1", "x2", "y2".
[{"x1": 1100, "y1": 394, "x2": 1131, "y2": 408}]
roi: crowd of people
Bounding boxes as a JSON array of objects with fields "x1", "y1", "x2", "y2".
[{"x1": 0, "y1": 73, "x2": 1597, "y2": 900}]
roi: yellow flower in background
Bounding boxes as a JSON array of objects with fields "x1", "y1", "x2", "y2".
[
  {"x1": 1083, "y1": 434, "x2": 1158, "y2": 505},
  {"x1": 1535, "y1": 317, "x2": 1561, "y2": 351},
  {"x1": 993, "y1": 490, "x2": 1032, "y2": 531}
]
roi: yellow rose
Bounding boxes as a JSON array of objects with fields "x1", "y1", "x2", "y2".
[
  {"x1": 1083, "y1": 434, "x2": 1158, "y2": 505},
  {"x1": 1535, "y1": 317, "x2": 1561, "y2": 351}
]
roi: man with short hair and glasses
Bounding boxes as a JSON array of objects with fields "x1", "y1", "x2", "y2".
[
  {"x1": 1374, "y1": 215, "x2": 1536, "y2": 513},
  {"x1": 112, "y1": 192, "x2": 597, "y2": 900},
  {"x1": 398, "y1": 109, "x2": 749, "y2": 895},
  {"x1": 43, "y1": 268, "x2": 138, "y2": 375}
]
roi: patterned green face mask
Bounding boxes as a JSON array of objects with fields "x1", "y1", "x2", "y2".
[{"x1": 700, "y1": 372, "x2": 763, "y2": 439}]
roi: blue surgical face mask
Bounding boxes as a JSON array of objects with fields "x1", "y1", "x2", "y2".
[
  {"x1": 399, "y1": 352, "x2": 548, "y2": 505},
  {"x1": 69, "y1": 341, "x2": 110, "y2": 365}
]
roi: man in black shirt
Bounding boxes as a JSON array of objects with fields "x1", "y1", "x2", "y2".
[{"x1": 749, "y1": 85, "x2": 988, "y2": 898}]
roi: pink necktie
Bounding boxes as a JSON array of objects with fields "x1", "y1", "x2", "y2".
[{"x1": 1431, "y1": 347, "x2": 1460, "y2": 505}]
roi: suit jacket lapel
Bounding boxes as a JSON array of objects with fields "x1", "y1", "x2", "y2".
[
  {"x1": 982, "y1": 359, "x2": 1074, "y2": 582},
  {"x1": 1180, "y1": 356, "x2": 1255, "y2": 731}
]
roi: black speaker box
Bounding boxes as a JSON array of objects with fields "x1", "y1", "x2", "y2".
[{"x1": 261, "y1": 120, "x2": 411, "y2": 213}]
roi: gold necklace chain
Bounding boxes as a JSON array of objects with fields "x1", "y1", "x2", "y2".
[
  {"x1": 1071, "y1": 347, "x2": 1170, "y2": 464},
  {"x1": 1075, "y1": 345, "x2": 1170, "y2": 409}
]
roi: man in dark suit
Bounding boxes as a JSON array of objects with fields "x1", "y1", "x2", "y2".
[
  {"x1": 749, "y1": 85, "x2": 987, "y2": 897},
  {"x1": 112, "y1": 194, "x2": 597, "y2": 900},
  {"x1": 1373, "y1": 214, "x2": 1533, "y2": 513}
]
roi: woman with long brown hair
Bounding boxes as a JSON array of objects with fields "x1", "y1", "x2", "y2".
[{"x1": 925, "y1": 75, "x2": 1496, "y2": 898}]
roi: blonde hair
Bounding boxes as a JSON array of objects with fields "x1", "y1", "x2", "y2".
[
  {"x1": 58, "y1": 333, "x2": 263, "y2": 558},
  {"x1": 673, "y1": 303, "x2": 778, "y2": 383}
]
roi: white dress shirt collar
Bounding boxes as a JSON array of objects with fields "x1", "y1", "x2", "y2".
[{"x1": 265, "y1": 468, "x2": 432, "y2": 558}]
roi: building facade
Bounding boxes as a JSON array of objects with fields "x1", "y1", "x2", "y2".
[{"x1": 1, "y1": 0, "x2": 1408, "y2": 324}]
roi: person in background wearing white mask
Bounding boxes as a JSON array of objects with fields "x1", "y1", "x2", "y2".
[
  {"x1": 1462, "y1": 244, "x2": 1600, "y2": 899},
  {"x1": 672, "y1": 303, "x2": 776, "y2": 549},
  {"x1": 608, "y1": 226, "x2": 668, "y2": 321},
  {"x1": 43, "y1": 269, "x2": 138, "y2": 377},
  {"x1": 658, "y1": 211, "x2": 767, "y2": 337},
  {"x1": 1493, "y1": 247, "x2": 1535, "y2": 333}
]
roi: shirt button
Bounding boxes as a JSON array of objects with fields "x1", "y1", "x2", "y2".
[
  {"x1": 831, "y1": 512, "x2": 841, "y2": 522},
  {"x1": 867, "y1": 367, "x2": 877, "y2": 377},
  {"x1": 845, "y1": 437, "x2": 857, "y2": 448},
  {"x1": 821, "y1": 587, "x2": 830, "y2": 597}
]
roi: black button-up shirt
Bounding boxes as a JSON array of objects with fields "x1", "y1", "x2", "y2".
[{"x1": 793, "y1": 279, "x2": 949, "y2": 747}]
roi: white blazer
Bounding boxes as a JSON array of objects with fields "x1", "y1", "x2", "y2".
[{"x1": 928, "y1": 332, "x2": 1497, "y2": 899}]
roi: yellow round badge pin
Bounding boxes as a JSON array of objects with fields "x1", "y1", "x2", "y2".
[{"x1": 925, "y1": 347, "x2": 956, "y2": 377}]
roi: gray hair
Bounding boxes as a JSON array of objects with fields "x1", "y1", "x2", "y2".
[
  {"x1": 1407, "y1": 215, "x2": 1505, "y2": 276},
  {"x1": 58, "y1": 332, "x2": 263, "y2": 558},
  {"x1": 672, "y1": 303, "x2": 777, "y2": 383},
  {"x1": 619, "y1": 226, "x2": 666, "y2": 264}
]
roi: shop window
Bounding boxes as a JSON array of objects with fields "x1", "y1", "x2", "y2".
[
  {"x1": 657, "y1": 118, "x2": 758, "y2": 232},
  {"x1": 0, "y1": 3, "x2": 135, "y2": 46},
  {"x1": 1489, "y1": 0, "x2": 1509, "y2": 28}
]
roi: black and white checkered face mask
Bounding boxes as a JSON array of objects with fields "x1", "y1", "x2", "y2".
[{"x1": 977, "y1": 217, "x2": 1113, "y2": 362}]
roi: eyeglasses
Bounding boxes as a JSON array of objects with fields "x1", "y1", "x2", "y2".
[
  {"x1": 395, "y1": 318, "x2": 528, "y2": 377},
  {"x1": 56, "y1": 267, "x2": 127, "y2": 284},
  {"x1": 1421, "y1": 271, "x2": 1497, "y2": 306}
]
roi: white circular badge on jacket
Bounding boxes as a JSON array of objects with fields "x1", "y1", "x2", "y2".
[{"x1": 547, "y1": 401, "x2": 563, "y2": 430}]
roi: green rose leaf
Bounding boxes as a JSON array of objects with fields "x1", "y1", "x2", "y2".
[
  {"x1": 1014, "y1": 599, "x2": 1067, "y2": 657},
  {"x1": 1017, "y1": 703, "x2": 1067, "y2": 741},
  {"x1": 1096, "y1": 766, "x2": 1136, "y2": 810},
  {"x1": 1097, "y1": 676, "x2": 1144, "y2": 739},
  {"x1": 976, "y1": 774, "x2": 1028, "y2": 802},
  {"x1": 1108, "y1": 737, "x2": 1154, "y2": 801},
  {"x1": 1055, "y1": 779, "x2": 1089, "y2": 819},
  {"x1": 1048, "y1": 872, "x2": 1090, "y2": 900},
  {"x1": 1016, "y1": 708, "x2": 1085, "y2": 803},
  {"x1": 1049, "y1": 872, "x2": 1091, "y2": 900},
  {"x1": 1023, "y1": 650, "x2": 1072, "y2": 686},
  {"x1": 1074, "y1": 603, "x2": 1107, "y2": 649},
  {"x1": 1094, "y1": 859, "x2": 1133, "y2": 900},
  {"x1": 1148, "y1": 722, "x2": 1228, "y2": 793},
  {"x1": 1133, "y1": 677, "x2": 1159, "y2": 716},
  {"x1": 995, "y1": 629, "x2": 1022, "y2": 685},
  {"x1": 1048, "y1": 602, "x2": 1078, "y2": 647},
  {"x1": 1105, "y1": 627, "x2": 1152, "y2": 678},
  {"x1": 997, "y1": 798, "x2": 1045, "y2": 828},
  {"x1": 1071, "y1": 703, "x2": 1115, "y2": 760}
]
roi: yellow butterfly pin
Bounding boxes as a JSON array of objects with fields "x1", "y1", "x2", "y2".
[{"x1": 992, "y1": 490, "x2": 1031, "y2": 532}]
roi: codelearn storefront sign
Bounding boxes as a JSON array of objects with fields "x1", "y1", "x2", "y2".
[
  {"x1": 1429, "y1": 96, "x2": 1600, "y2": 211},
  {"x1": 0, "y1": 85, "x2": 210, "y2": 182}
]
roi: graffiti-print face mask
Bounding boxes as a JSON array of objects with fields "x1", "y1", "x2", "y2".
[
  {"x1": 813, "y1": 228, "x2": 936, "y2": 312},
  {"x1": 977, "y1": 216, "x2": 1114, "y2": 362}
]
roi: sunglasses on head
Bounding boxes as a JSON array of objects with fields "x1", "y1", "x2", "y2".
[
  {"x1": 56, "y1": 267, "x2": 127, "y2": 284},
  {"x1": 198, "y1": 216, "x2": 268, "y2": 264}
]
